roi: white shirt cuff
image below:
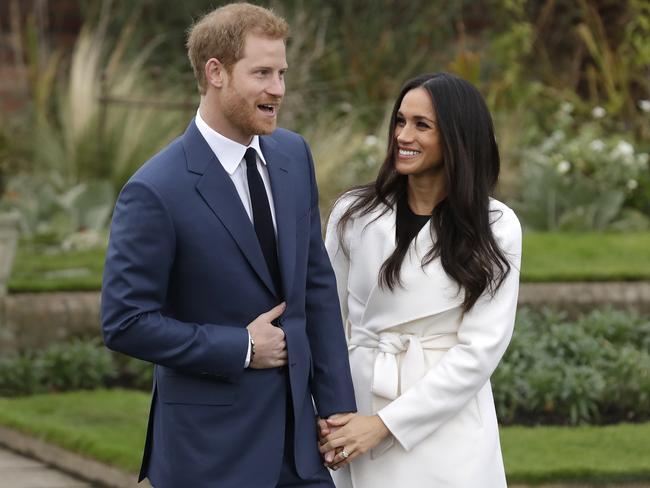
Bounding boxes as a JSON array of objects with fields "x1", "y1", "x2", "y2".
[{"x1": 244, "y1": 330, "x2": 252, "y2": 368}]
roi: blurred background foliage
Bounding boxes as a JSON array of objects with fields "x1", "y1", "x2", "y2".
[{"x1": 0, "y1": 0, "x2": 649, "y2": 247}]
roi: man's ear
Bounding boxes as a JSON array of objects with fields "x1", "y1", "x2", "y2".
[{"x1": 205, "y1": 58, "x2": 226, "y2": 89}]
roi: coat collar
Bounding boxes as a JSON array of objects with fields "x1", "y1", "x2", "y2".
[
  {"x1": 182, "y1": 120, "x2": 296, "y2": 299},
  {"x1": 351, "y1": 206, "x2": 464, "y2": 331}
]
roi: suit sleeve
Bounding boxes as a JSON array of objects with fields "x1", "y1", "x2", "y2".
[
  {"x1": 301, "y1": 138, "x2": 357, "y2": 418},
  {"x1": 377, "y1": 208, "x2": 522, "y2": 450},
  {"x1": 100, "y1": 180, "x2": 249, "y2": 380}
]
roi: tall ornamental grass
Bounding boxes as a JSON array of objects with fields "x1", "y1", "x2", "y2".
[{"x1": 33, "y1": 13, "x2": 187, "y2": 194}]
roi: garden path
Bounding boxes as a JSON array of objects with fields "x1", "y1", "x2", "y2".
[
  {"x1": 0, "y1": 445, "x2": 90, "y2": 487},
  {"x1": 1, "y1": 443, "x2": 649, "y2": 488}
]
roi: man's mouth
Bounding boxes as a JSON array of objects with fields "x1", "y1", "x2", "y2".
[{"x1": 258, "y1": 103, "x2": 278, "y2": 116}]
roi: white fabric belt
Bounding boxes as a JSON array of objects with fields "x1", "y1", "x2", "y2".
[{"x1": 349, "y1": 327, "x2": 458, "y2": 400}]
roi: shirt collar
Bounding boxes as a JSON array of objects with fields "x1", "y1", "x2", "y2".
[{"x1": 195, "y1": 109, "x2": 267, "y2": 175}]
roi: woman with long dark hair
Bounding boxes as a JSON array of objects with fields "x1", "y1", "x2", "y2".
[{"x1": 319, "y1": 73, "x2": 521, "y2": 487}]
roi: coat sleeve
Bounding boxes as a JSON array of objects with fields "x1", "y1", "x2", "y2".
[
  {"x1": 301, "y1": 138, "x2": 357, "y2": 418},
  {"x1": 100, "y1": 180, "x2": 249, "y2": 380},
  {"x1": 377, "y1": 207, "x2": 522, "y2": 451}
]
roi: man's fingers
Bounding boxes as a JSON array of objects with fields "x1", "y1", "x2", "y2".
[
  {"x1": 326, "y1": 413, "x2": 354, "y2": 427},
  {"x1": 319, "y1": 437, "x2": 345, "y2": 453},
  {"x1": 317, "y1": 419, "x2": 329, "y2": 436},
  {"x1": 261, "y1": 302, "x2": 286, "y2": 322},
  {"x1": 324, "y1": 449, "x2": 335, "y2": 464}
]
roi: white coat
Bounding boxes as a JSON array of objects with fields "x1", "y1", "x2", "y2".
[{"x1": 324, "y1": 196, "x2": 522, "y2": 488}]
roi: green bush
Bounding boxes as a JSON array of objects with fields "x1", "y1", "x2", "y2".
[
  {"x1": 514, "y1": 103, "x2": 650, "y2": 231},
  {"x1": 0, "y1": 355, "x2": 45, "y2": 396},
  {"x1": 112, "y1": 354, "x2": 153, "y2": 391},
  {"x1": 2, "y1": 308, "x2": 648, "y2": 427},
  {"x1": 493, "y1": 308, "x2": 650, "y2": 425},
  {"x1": 0, "y1": 339, "x2": 117, "y2": 395},
  {"x1": 39, "y1": 340, "x2": 116, "y2": 391}
]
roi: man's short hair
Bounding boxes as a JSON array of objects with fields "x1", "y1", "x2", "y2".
[{"x1": 187, "y1": 2, "x2": 289, "y2": 94}]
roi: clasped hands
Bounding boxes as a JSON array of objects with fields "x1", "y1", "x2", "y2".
[{"x1": 317, "y1": 413, "x2": 390, "y2": 470}]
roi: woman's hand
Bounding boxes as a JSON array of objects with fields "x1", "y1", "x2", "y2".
[
  {"x1": 319, "y1": 413, "x2": 390, "y2": 469},
  {"x1": 317, "y1": 413, "x2": 349, "y2": 464}
]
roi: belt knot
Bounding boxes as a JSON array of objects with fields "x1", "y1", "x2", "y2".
[{"x1": 349, "y1": 328, "x2": 457, "y2": 401}]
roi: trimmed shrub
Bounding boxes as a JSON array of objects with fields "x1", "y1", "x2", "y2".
[
  {"x1": 493, "y1": 307, "x2": 650, "y2": 425},
  {"x1": 0, "y1": 339, "x2": 116, "y2": 395},
  {"x1": 1, "y1": 307, "x2": 648, "y2": 427}
]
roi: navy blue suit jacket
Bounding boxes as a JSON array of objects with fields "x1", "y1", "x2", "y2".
[{"x1": 101, "y1": 120, "x2": 356, "y2": 487}]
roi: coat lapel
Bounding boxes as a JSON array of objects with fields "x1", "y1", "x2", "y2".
[
  {"x1": 182, "y1": 120, "x2": 276, "y2": 296},
  {"x1": 260, "y1": 135, "x2": 296, "y2": 300},
  {"x1": 356, "y1": 208, "x2": 464, "y2": 331}
]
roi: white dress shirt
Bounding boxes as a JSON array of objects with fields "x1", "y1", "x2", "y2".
[
  {"x1": 195, "y1": 110, "x2": 278, "y2": 367},
  {"x1": 195, "y1": 110, "x2": 277, "y2": 233}
]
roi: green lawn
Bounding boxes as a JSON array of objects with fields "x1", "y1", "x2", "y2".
[
  {"x1": 7, "y1": 232, "x2": 650, "y2": 292},
  {"x1": 522, "y1": 232, "x2": 650, "y2": 282},
  {"x1": 9, "y1": 246, "x2": 106, "y2": 293},
  {"x1": 0, "y1": 390, "x2": 649, "y2": 483},
  {"x1": 502, "y1": 424, "x2": 650, "y2": 484},
  {"x1": 0, "y1": 390, "x2": 148, "y2": 473}
]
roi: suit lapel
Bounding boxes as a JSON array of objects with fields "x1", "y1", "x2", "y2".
[
  {"x1": 182, "y1": 120, "x2": 276, "y2": 296},
  {"x1": 260, "y1": 136, "x2": 296, "y2": 300}
]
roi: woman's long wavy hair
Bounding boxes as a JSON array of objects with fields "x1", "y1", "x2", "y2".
[{"x1": 335, "y1": 72, "x2": 511, "y2": 312}]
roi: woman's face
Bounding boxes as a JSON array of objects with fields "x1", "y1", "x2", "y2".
[{"x1": 393, "y1": 87, "x2": 443, "y2": 178}]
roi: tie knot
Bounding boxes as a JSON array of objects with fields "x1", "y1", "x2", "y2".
[{"x1": 244, "y1": 148, "x2": 257, "y2": 169}]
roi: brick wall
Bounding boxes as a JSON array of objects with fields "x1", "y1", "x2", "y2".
[{"x1": 1, "y1": 284, "x2": 649, "y2": 353}]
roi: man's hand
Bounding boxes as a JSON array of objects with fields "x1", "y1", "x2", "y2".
[
  {"x1": 247, "y1": 302, "x2": 287, "y2": 369},
  {"x1": 318, "y1": 412, "x2": 354, "y2": 464}
]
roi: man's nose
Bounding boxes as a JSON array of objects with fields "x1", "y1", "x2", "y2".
[{"x1": 266, "y1": 76, "x2": 285, "y2": 98}]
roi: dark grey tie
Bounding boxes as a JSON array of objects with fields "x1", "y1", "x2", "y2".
[{"x1": 244, "y1": 148, "x2": 281, "y2": 296}]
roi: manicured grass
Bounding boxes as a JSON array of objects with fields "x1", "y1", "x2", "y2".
[
  {"x1": 0, "y1": 390, "x2": 649, "y2": 483},
  {"x1": 0, "y1": 390, "x2": 148, "y2": 473},
  {"x1": 7, "y1": 232, "x2": 650, "y2": 292},
  {"x1": 8, "y1": 247, "x2": 105, "y2": 293},
  {"x1": 521, "y1": 232, "x2": 650, "y2": 282},
  {"x1": 502, "y1": 423, "x2": 650, "y2": 484}
]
